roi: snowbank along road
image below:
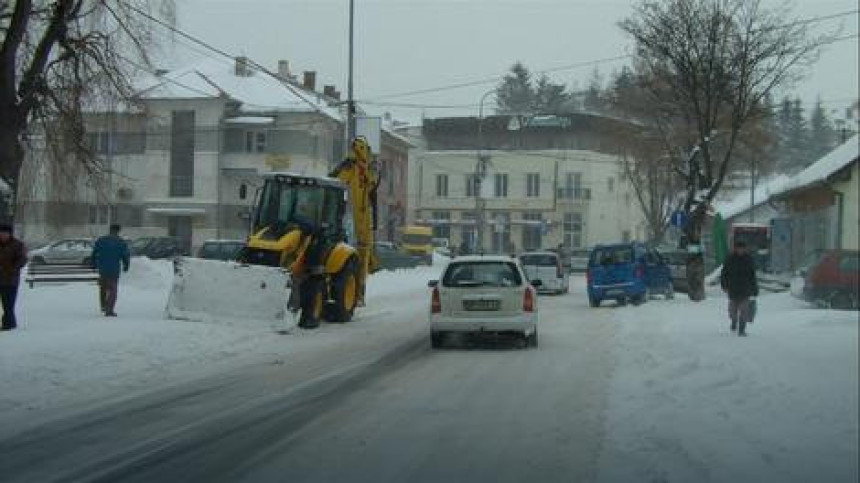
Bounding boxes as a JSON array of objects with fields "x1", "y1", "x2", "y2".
[{"x1": 0, "y1": 264, "x2": 856, "y2": 482}]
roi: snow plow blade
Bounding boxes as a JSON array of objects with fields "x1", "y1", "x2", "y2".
[{"x1": 165, "y1": 257, "x2": 295, "y2": 330}]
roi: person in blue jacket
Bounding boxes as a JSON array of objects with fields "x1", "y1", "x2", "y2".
[{"x1": 91, "y1": 224, "x2": 130, "y2": 316}]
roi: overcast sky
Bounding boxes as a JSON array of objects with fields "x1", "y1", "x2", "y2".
[{"x1": 170, "y1": 0, "x2": 859, "y2": 124}]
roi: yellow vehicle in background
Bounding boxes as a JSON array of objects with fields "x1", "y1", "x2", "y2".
[{"x1": 401, "y1": 225, "x2": 434, "y2": 265}]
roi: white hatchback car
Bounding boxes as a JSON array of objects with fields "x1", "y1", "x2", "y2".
[
  {"x1": 429, "y1": 255, "x2": 540, "y2": 348},
  {"x1": 519, "y1": 251, "x2": 569, "y2": 294}
]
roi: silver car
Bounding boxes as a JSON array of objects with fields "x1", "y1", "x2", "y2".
[
  {"x1": 429, "y1": 255, "x2": 540, "y2": 348},
  {"x1": 29, "y1": 238, "x2": 94, "y2": 265}
]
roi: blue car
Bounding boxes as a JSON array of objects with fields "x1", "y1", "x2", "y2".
[{"x1": 586, "y1": 243, "x2": 674, "y2": 307}]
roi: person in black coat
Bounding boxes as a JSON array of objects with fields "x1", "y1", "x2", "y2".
[{"x1": 720, "y1": 240, "x2": 759, "y2": 336}]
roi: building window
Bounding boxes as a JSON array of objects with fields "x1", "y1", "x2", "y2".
[
  {"x1": 436, "y1": 174, "x2": 449, "y2": 198},
  {"x1": 526, "y1": 173, "x2": 540, "y2": 198},
  {"x1": 494, "y1": 173, "x2": 508, "y2": 198},
  {"x1": 170, "y1": 110, "x2": 195, "y2": 197},
  {"x1": 245, "y1": 131, "x2": 267, "y2": 153},
  {"x1": 607, "y1": 177, "x2": 615, "y2": 193},
  {"x1": 465, "y1": 174, "x2": 479, "y2": 197},
  {"x1": 622, "y1": 230, "x2": 632, "y2": 242},
  {"x1": 563, "y1": 212, "x2": 584, "y2": 249},
  {"x1": 558, "y1": 172, "x2": 590, "y2": 200},
  {"x1": 432, "y1": 211, "x2": 451, "y2": 239},
  {"x1": 88, "y1": 205, "x2": 117, "y2": 225},
  {"x1": 522, "y1": 212, "x2": 543, "y2": 251}
]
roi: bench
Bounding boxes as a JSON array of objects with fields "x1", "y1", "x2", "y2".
[{"x1": 25, "y1": 263, "x2": 100, "y2": 288}]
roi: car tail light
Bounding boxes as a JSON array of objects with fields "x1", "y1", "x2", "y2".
[
  {"x1": 431, "y1": 287, "x2": 441, "y2": 313},
  {"x1": 523, "y1": 287, "x2": 535, "y2": 312},
  {"x1": 586, "y1": 269, "x2": 592, "y2": 284},
  {"x1": 636, "y1": 265, "x2": 645, "y2": 279},
  {"x1": 557, "y1": 259, "x2": 563, "y2": 278}
]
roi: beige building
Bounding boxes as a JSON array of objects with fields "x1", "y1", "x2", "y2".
[{"x1": 414, "y1": 149, "x2": 645, "y2": 253}]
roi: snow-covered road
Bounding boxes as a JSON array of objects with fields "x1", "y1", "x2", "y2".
[{"x1": 0, "y1": 264, "x2": 856, "y2": 482}]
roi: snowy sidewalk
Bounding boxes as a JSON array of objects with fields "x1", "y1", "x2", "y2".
[
  {"x1": 599, "y1": 291, "x2": 859, "y2": 482},
  {"x1": 0, "y1": 258, "x2": 441, "y2": 433}
]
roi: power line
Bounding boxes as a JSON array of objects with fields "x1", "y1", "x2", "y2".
[{"x1": 361, "y1": 55, "x2": 632, "y2": 102}]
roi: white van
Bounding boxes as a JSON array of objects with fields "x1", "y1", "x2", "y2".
[{"x1": 519, "y1": 251, "x2": 569, "y2": 294}]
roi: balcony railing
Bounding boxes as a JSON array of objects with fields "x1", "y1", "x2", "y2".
[{"x1": 556, "y1": 187, "x2": 591, "y2": 201}]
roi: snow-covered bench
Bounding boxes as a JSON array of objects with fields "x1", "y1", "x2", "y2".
[{"x1": 25, "y1": 263, "x2": 100, "y2": 288}]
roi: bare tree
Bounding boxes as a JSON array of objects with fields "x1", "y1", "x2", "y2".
[
  {"x1": 620, "y1": 0, "x2": 829, "y2": 299},
  {"x1": 0, "y1": 0, "x2": 173, "y2": 221}
]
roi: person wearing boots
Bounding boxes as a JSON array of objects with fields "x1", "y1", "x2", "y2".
[
  {"x1": 91, "y1": 224, "x2": 130, "y2": 317},
  {"x1": 720, "y1": 240, "x2": 759, "y2": 336},
  {"x1": 0, "y1": 224, "x2": 27, "y2": 331}
]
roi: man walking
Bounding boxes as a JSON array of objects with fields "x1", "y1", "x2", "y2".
[
  {"x1": 91, "y1": 224, "x2": 130, "y2": 317},
  {"x1": 0, "y1": 224, "x2": 27, "y2": 331},
  {"x1": 720, "y1": 240, "x2": 759, "y2": 336}
]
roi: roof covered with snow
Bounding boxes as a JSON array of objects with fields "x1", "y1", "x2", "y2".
[
  {"x1": 716, "y1": 135, "x2": 859, "y2": 219},
  {"x1": 136, "y1": 58, "x2": 341, "y2": 120}
]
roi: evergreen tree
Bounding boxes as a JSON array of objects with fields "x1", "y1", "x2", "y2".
[
  {"x1": 583, "y1": 68, "x2": 606, "y2": 113},
  {"x1": 533, "y1": 74, "x2": 569, "y2": 114},
  {"x1": 809, "y1": 97, "x2": 837, "y2": 159},
  {"x1": 495, "y1": 62, "x2": 534, "y2": 115}
]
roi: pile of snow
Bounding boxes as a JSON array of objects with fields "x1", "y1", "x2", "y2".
[
  {"x1": 600, "y1": 291, "x2": 858, "y2": 482},
  {"x1": 165, "y1": 257, "x2": 294, "y2": 330}
]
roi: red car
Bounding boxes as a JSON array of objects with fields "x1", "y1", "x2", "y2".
[{"x1": 799, "y1": 249, "x2": 859, "y2": 310}]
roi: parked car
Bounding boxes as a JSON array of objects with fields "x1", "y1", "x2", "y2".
[
  {"x1": 794, "y1": 249, "x2": 859, "y2": 310},
  {"x1": 519, "y1": 251, "x2": 569, "y2": 294},
  {"x1": 130, "y1": 237, "x2": 189, "y2": 259},
  {"x1": 586, "y1": 242, "x2": 673, "y2": 307},
  {"x1": 428, "y1": 255, "x2": 539, "y2": 348},
  {"x1": 29, "y1": 238, "x2": 94, "y2": 265},
  {"x1": 197, "y1": 240, "x2": 245, "y2": 261},
  {"x1": 569, "y1": 248, "x2": 591, "y2": 273},
  {"x1": 374, "y1": 242, "x2": 422, "y2": 271}
]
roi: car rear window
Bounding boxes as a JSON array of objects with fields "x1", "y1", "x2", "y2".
[
  {"x1": 591, "y1": 246, "x2": 634, "y2": 265},
  {"x1": 442, "y1": 261, "x2": 523, "y2": 288},
  {"x1": 519, "y1": 254, "x2": 557, "y2": 266}
]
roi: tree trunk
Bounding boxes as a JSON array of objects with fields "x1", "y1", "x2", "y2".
[
  {"x1": 0, "y1": 115, "x2": 24, "y2": 223},
  {"x1": 684, "y1": 205, "x2": 707, "y2": 301}
]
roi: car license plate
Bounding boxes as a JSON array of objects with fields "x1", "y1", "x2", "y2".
[
  {"x1": 463, "y1": 300, "x2": 500, "y2": 311},
  {"x1": 606, "y1": 289, "x2": 623, "y2": 296}
]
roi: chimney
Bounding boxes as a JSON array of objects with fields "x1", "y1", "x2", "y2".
[
  {"x1": 277, "y1": 60, "x2": 290, "y2": 80},
  {"x1": 302, "y1": 71, "x2": 317, "y2": 91},
  {"x1": 234, "y1": 56, "x2": 252, "y2": 77},
  {"x1": 323, "y1": 85, "x2": 336, "y2": 98}
]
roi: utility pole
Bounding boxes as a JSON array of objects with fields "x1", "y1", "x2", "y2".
[
  {"x1": 475, "y1": 89, "x2": 495, "y2": 254},
  {"x1": 346, "y1": 0, "x2": 356, "y2": 147}
]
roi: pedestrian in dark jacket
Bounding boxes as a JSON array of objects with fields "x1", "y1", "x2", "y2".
[
  {"x1": 720, "y1": 240, "x2": 759, "y2": 336},
  {"x1": 91, "y1": 224, "x2": 130, "y2": 317},
  {"x1": 0, "y1": 224, "x2": 27, "y2": 331}
]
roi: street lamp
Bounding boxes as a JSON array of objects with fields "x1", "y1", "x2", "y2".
[{"x1": 474, "y1": 89, "x2": 495, "y2": 253}]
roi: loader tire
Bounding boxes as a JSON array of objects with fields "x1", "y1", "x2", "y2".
[
  {"x1": 327, "y1": 258, "x2": 359, "y2": 323},
  {"x1": 299, "y1": 277, "x2": 324, "y2": 329}
]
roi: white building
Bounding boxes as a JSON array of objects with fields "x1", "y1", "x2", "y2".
[
  {"x1": 17, "y1": 58, "x2": 410, "y2": 250},
  {"x1": 414, "y1": 149, "x2": 645, "y2": 253}
]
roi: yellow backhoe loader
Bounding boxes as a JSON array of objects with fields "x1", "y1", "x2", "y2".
[{"x1": 166, "y1": 138, "x2": 379, "y2": 329}]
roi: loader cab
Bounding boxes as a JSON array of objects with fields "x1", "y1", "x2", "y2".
[{"x1": 250, "y1": 175, "x2": 350, "y2": 243}]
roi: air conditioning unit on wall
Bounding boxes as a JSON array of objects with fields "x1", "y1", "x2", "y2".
[{"x1": 116, "y1": 187, "x2": 134, "y2": 201}]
